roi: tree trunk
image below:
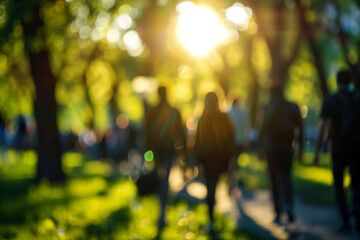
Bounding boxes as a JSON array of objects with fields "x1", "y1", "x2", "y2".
[
  {"x1": 332, "y1": 0, "x2": 360, "y2": 91},
  {"x1": 31, "y1": 50, "x2": 64, "y2": 182},
  {"x1": 307, "y1": 40, "x2": 329, "y2": 97},
  {"x1": 80, "y1": 48, "x2": 99, "y2": 129},
  {"x1": 23, "y1": 2, "x2": 64, "y2": 182},
  {"x1": 244, "y1": 37, "x2": 259, "y2": 128},
  {"x1": 296, "y1": 0, "x2": 329, "y2": 97},
  {"x1": 251, "y1": 2, "x2": 302, "y2": 91}
]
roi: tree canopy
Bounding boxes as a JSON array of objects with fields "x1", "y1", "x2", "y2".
[{"x1": 1, "y1": 0, "x2": 359, "y2": 181}]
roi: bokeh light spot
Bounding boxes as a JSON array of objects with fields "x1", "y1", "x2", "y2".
[
  {"x1": 116, "y1": 14, "x2": 133, "y2": 30},
  {"x1": 106, "y1": 28, "x2": 120, "y2": 43},
  {"x1": 79, "y1": 26, "x2": 91, "y2": 39},
  {"x1": 186, "y1": 182, "x2": 207, "y2": 199},
  {"x1": 144, "y1": 150, "x2": 154, "y2": 162},
  {"x1": 102, "y1": 0, "x2": 115, "y2": 10},
  {"x1": 226, "y1": 3, "x2": 253, "y2": 25}
]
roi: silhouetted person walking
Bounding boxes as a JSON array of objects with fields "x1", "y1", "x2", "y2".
[
  {"x1": 15, "y1": 115, "x2": 27, "y2": 158},
  {"x1": 355, "y1": 84, "x2": 360, "y2": 233},
  {"x1": 194, "y1": 92, "x2": 234, "y2": 231},
  {"x1": 314, "y1": 70, "x2": 360, "y2": 233},
  {"x1": 259, "y1": 86, "x2": 303, "y2": 224},
  {"x1": 227, "y1": 97, "x2": 249, "y2": 193},
  {"x1": 144, "y1": 86, "x2": 186, "y2": 229}
]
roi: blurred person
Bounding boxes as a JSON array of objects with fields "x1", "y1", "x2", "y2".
[
  {"x1": 99, "y1": 131, "x2": 107, "y2": 160},
  {"x1": 314, "y1": 70, "x2": 360, "y2": 233},
  {"x1": 107, "y1": 114, "x2": 138, "y2": 173},
  {"x1": 116, "y1": 115, "x2": 137, "y2": 159},
  {"x1": 258, "y1": 85, "x2": 303, "y2": 225},
  {"x1": 0, "y1": 113, "x2": 6, "y2": 165},
  {"x1": 227, "y1": 97, "x2": 249, "y2": 194},
  {"x1": 15, "y1": 115, "x2": 27, "y2": 154},
  {"x1": 64, "y1": 130, "x2": 79, "y2": 152},
  {"x1": 144, "y1": 86, "x2": 186, "y2": 229},
  {"x1": 110, "y1": 115, "x2": 137, "y2": 156},
  {"x1": 355, "y1": 81, "x2": 360, "y2": 234},
  {"x1": 194, "y1": 92, "x2": 234, "y2": 231}
]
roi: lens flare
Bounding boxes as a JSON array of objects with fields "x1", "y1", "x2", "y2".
[{"x1": 176, "y1": 2, "x2": 228, "y2": 57}]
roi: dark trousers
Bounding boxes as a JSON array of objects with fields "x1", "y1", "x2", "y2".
[
  {"x1": 201, "y1": 155, "x2": 230, "y2": 225},
  {"x1": 204, "y1": 172, "x2": 218, "y2": 225},
  {"x1": 332, "y1": 146, "x2": 360, "y2": 225},
  {"x1": 156, "y1": 154, "x2": 174, "y2": 225},
  {"x1": 266, "y1": 149, "x2": 294, "y2": 217}
]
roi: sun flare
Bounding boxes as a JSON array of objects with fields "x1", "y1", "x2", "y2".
[{"x1": 176, "y1": 2, "x2": 228, "y2": 57}]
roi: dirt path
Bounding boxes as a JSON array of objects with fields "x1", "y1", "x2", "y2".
[
  {"x1": 169, "y1": 165, "x2": 359, "y2": 239},
  {"x1": 232, "y1": 188, "x2": 359, "y2": 240}
]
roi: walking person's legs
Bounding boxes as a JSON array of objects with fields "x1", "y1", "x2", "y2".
[
  {"x1": 157, "y1": 155, "x2": 173, "y2": 229},
  {"x1": 205, "y1": 175, "x2": 218, "y2": 230},
  {"x1": 280, "y1": 149, "x2": 294, "y2": 222},
  {"x1": 349, "y1": 149, "x2": 360, "y2": 232},
  {"x1": 267, "y1": 151, "x2": 282, "y2": 223},
  {"x1": 332, "y1": 153, "x2": 350, "y2": 230}
]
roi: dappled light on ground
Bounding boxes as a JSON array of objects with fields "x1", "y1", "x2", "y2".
[
  {"x1": 186, "y1": 182, "x2": 207, "y2": 200},
  {"x1": 239, "y1": 190, "x2": 289, "y2": 240},
  {"x1": 215, "y1": 180, "x2": 236, "y2": 215},
  {"x1": 169, "y1": 164, "x2": 186, "y2": 192},
  {"x1": 0, "y1": 152, "x2": 255, "y2": 239}
]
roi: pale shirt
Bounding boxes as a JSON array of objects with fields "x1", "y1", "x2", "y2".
[{"x1": 227, "y1": 106, "x2": 248, "y2": 146}]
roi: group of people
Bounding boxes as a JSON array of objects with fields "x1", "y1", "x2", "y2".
[
  {"x1": 143, "y1": 87, "x2": 246, "y2": 232},
  {"x1": 142, "y1": 69, "x2": 360, "y2": 235}
]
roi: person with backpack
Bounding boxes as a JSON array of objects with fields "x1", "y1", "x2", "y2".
[
  {"x1": 258, "y1": 85, "x2": 303, "y2": 225},
  {"x1": 144, "y1": 86, "x2": 186, "y2": 230},
  {"x1": 314, "y1": 70, "x2": 360, "y2": 233}
]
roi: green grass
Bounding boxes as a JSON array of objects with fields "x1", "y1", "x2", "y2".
[
  {"x1": 238, "y1": 152, "x2": 352, "y2": 206},
  {"x1": 0, "y1": 150, "x2": 255, "y2": 240},
  {"x1": 1, "y1": 150, "x2": 345, "y2": 239}
]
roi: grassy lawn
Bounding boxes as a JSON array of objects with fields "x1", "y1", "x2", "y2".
[
  {"x1": 0, "y1": 150, "x2": 255, "y2": 240},
  {"x1": 238, "y1": 152, "x2": 352, "y2": 206}
]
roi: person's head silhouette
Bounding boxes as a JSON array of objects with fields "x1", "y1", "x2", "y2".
[
  {"x1": 337, "y1": 70, "x2": 352, "y2": 90},
  {"x1": 204, "y1": 92, "x2": 220, "y2": 113},
  {"x1": 158, "y1": 86, "x2": 167, "y2": 103},
  {"x1": 232, "y1": 97, "x2": 243, "y2": 108},
  {"x1": 270, "y1": 85, "x2": 284, "y2": 99}
]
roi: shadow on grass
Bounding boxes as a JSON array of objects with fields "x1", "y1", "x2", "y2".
[
  {"x1": 86, "y1": 206, "x2": 131, "y2": 239},
  {"x1": 294, "y1": 178, "x2": 335, "y2": 206}
]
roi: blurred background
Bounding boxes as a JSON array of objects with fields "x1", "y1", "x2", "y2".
[{"x1": 0, "y1": 0, "x2": 359, "y2": 239}]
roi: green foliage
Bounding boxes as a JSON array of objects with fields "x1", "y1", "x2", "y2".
[
  {"x1": 0, "y1": 0, "x2": 41, "y2": 41},
  {"x1": 0, "y1": 0, "x2": 359, "y2": 131},
  {"x1": 0, "y1": 151, "x2": 256, "y2": 239},
  {"x1": 2, "y1": 151, "x2": 345, "y2": 238},
  {"x1": 286, "y1": 57, "x2": 320, "y2": 108}
]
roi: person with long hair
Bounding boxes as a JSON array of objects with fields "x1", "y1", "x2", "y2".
[{"x1": 194, "y1": 92, "x2": 234, "y2": 231}]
